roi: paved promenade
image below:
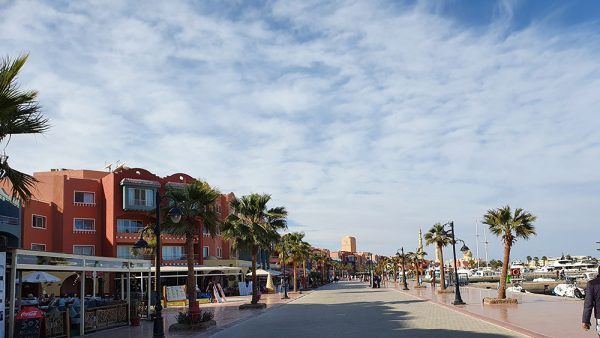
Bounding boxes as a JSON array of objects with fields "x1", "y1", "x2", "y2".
[
  {"x1": 394, "y1": 281, "x2": 596, "y2": 338},
  {"x1": 90, "y1": 291, "x2": 311, "y2": 338},
  {"x1": 211, "y1": 281, "x2": 525, "y2": 338}
]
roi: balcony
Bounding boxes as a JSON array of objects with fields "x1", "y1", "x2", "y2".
[
  {"x1": 0, "y1": 215, "x2": 19, "y2": 227},
  {"x1": 162, "y1": 253, "x2": 199, "y2": 261}
]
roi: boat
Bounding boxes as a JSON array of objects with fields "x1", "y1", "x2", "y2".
[
  {"x1": 553, "y1": 278, "x2": 585, "y2": 299},
  {"x1": 472, "y1": 268, "x2": 500, "y2": 277},
  {"x1": 506, "y1": 285, "x2": 530, "y2": 293},
  {"x1": 532, "y1": 277, "x2": 555, "y2": 282},
  {"x1": 583, "y1": 272, "x2": 598, "y2": 281},
  {"x1": 551, "y1": 258, "x2": 597, "y2": 272}
]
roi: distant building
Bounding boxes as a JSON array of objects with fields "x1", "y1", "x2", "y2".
[{"x1": 341, "y1": 235, "x2": 356, "y2": 253}]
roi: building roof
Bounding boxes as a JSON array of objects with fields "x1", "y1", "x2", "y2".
[{"x1": 120, "y1": 178, "x2": 161, "y2": 188}]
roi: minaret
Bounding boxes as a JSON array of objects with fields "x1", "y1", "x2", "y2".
[{"x1": 418, "y1": 229, "x2": 424, "y2": 259}]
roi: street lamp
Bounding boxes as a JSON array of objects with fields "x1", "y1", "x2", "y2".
[
  {"x1": 441, "y1": 221, "x2": 469, "y2": 306},
  {"x1": 281, "y1": 240, "x2": 289, "y2": 299},
  {"x1": 397, "y1": 247, "x2": 409, "y2": 290},
  {"x1": 134, "y1": 191, "x2": 182, "y2": 338}
]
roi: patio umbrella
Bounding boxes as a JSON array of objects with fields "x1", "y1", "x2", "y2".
[
  {"x1": 265, "y1": 273, "x2": 274, "y2": 293},
  {"x1": 246, "y1": 269, "x2": 281, "y2": 277},
  {"x1": 21, "y1": 271, "x2": 61, "y2": 283}
]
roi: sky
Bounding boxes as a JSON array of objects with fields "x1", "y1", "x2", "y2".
[{"x1": 1, "y1": 0, "x2": 600, "y2": 262}]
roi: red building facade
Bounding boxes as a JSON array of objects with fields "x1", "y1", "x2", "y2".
[{"x1": 20, "y1": 167, "x2": 233, "y2": 265}]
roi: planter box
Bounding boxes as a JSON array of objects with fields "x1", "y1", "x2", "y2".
[
  {"x1": 239, "y1": 303, "x2": 267, "y2": 310},
  {"x1": 168, "y1": 320, "x2": 216, "y2": 332}
]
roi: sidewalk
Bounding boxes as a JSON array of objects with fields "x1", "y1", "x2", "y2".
[
  {"x1": 391, "y1": 281, "x2": 594, "y2": 338},
  {"x1": 89, "y1": 290, "x2": 313, "y2": 338}
]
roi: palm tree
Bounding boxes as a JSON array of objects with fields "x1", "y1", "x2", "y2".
[
  {"x1": 163, "y1": 180, "x2": 220, "y2": 311},
  {"x1": 222, "y1": 194, "x2": 287, "y2": 304},
  {"x1": 482, "y1": 205, "x2": 537, "y2": 299},
  {"x1": 406, "y1": 251, "x2": 418, "y2": 284},
  {"x1": 526, "y1": 255, "x2": 532, "y2": 266},
  {"x1": 541, "y1": 256, "x2": 548, "y2": 266},
  {"x1": 331, "y1": 260, "x2": 340, "y2": 280},
  {"x1": 0, "y1": 54, "x2": 50, "y2": 201},
  {"x1": 282, "y1": 232, "x2": 310, "y2": 292},
  {"x1": 311, "y1": 252, "x2": 327, "y2": 285},
  {"x1": 424, "y1": 223, "x2": 452, "y2": 290},
  {"x1": 533, "y1": 256, "x2": 539, "y2": 267}
]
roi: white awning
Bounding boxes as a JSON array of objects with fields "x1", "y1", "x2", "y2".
[{"x1": 152, "y1": 266, "x2": 243, "y2": 273}]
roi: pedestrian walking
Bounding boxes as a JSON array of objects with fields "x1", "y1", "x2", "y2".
[{"x1": 582, "y1": 266, "x2": 600, "y2": 335}]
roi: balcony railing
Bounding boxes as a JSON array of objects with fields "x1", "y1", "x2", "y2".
[
  {"x1": 162, "y1": 254, "x2": 199, "y2": 261},
  {"x1": 0, "y1": 215, "x2": 19, "y2": 227},
  {"x1": 116, "y1": 225, "x2": 145, "y2": 233}
]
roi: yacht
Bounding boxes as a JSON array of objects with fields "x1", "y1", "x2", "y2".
[{"x1": 551, "y1": 258, "x2": 597, "y2": 272}]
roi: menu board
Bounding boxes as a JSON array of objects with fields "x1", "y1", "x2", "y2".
[
  {"x1": 0, "y1": 252, "x2": 5, "y2": 338},
  {"x1": 14, "y1": 307, "x2": 43, "y2": 338},
  {"x1": 165, "y1": 285, "x2": 186, "y2": 302}
]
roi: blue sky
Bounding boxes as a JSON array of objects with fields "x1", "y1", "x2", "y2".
[{"x1": 2, "y1": 0, "x2": 600, "y2": 262}]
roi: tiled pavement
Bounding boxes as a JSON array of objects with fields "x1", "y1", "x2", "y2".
[
  {"x1": 392, "y1": 281, "x2": 596, "y2": 338},
  {"x1": 88, "y1": 291, "x2": 312, "y2": 338},
  {"x1": 210, "y1": 281, "x2": 525, "y2": 338},
  {"x1": 88, "y1": 281, "x2": 596, "y2": 337}
]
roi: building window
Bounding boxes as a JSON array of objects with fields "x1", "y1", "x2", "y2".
[
  {"x1": 117, "y1": 219, "x2": 144, "y2": 233},
  {"x1": 162, "y1": 246, "x2": 184, "y2": 260},
  {"x1": 74, "y1": 218, "x2": 95, "y2": 232},
  {"x1": 202, "y1": 227, "x2": 210, "y2": 236},
  {"x1": 32, "y1": 215, "x2": 47, "y2": 229},
  {"x1": 127, "y1": 187, "x2": 154, "y2": 207},
  {"x1": 216, "y1": 247, "x2": 222, "y2": 258},
  {"x1": 73, "y1": 245, "x2": 95, "y2": 256},
  {"x1": 74, "y1": 191, "x2": 95, "y2": 205},
  {"x1": 203, "y1": 246, "x2": 209, "y2": 258},
  {"x1": 117, "y1": 245, "x2": 142, "y2": 259},
  {"x1": 31, "y1": 243, "x2": 46, "y2": 251}
]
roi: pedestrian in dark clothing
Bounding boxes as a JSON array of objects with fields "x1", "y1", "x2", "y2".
[{"x1": 582, "y1": 266, "x2": 600, "y2": 335}]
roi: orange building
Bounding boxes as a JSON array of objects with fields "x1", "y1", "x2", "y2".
[{"x1": 20, "y1": 167, "x2": 233, "y2": 266}]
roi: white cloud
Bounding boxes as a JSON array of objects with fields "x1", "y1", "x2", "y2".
[{"x1": 1, "y1": 0, "x2": 599, "y2": 260}]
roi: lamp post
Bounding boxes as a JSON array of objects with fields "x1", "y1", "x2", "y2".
[
  {"x1": 134, "y1": 191, "x2": 182, "y2": 338},
  {"x1": 398, "y1": 247, "x2": 409, "y2": 290},
  {"x1": 281, "y1": 241, "x2": 289, "y2": 299},
  {"x1": 441, "y1": 221, "x2": 469, "y2": 306}
]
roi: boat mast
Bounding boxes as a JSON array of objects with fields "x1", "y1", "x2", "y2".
[
  {"x1": 475, "y1": 219, "x2": 480, "y2": 270},
  {"x1": 483, "y1": 228, "x2": 489, "y2": 268}
]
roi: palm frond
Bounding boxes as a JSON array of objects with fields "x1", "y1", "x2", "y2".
[{"x1": 0, "y1": 160, "x2": 37, "y2": 202}]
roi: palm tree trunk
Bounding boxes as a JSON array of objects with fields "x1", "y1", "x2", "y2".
[
  {"x1": 498, "y1": 239, "x2": 511, "y2": 299},
  {"x1": 251, "y1": 246, "x2": 259, "y2": 304},
  {"x1": 438, "y1": 244, "x2": 445, "y2": 290},
  {"x1": 293, "y1": 262, "x2": 298, "y2": 292},
  {"x1": 185, "y1": 233, "x2": 196, "y2": 310},
  {"x1": 415, "y1": 260, "x2": 420, "y2": 285},
  {"x1": 302, "y1": 260, "x2": 307, "y2": 289}
]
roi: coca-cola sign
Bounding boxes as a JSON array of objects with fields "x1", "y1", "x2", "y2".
[{"x1": 16, "y1": 307, "x2": 44, "y2": 319}]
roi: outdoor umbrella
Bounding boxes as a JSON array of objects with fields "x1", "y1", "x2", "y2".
[
  {"x1": 21, "y1": 271, "x2": 61, "y2": 283},
  {"x1": 246, "y1": 269, "x2": 281, "y2": 277}
]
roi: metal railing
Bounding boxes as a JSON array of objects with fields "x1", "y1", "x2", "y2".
[{"x1": 0, "y1": 215, "x2": 19, "y2": 226}]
